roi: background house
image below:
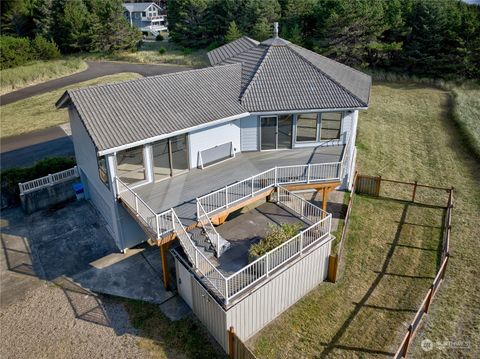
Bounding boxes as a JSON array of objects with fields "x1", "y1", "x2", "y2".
[{"x1": 123, "y1": 2, "x2": 167, "y2": 37}]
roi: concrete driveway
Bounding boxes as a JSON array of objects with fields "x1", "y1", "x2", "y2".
[{"x1": 0, "y1": 200, "x2": 187, "y2": 316}]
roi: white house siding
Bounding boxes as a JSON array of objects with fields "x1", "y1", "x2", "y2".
[
  {"x1": 175, "y1": 236, "x2": 333, "y2": 352},
  {"x1": 240, "y1": 115, "x2": 259, "y2": 151},
  {"x1": 69, "y1": 108, "x2": 147, "y2": 250},
  {"x1": 188, "y1": 120, "x2": 241, "y2": 168},
  {"x1": 69, "y1": 108, "x2": 120, "y2": 247}
]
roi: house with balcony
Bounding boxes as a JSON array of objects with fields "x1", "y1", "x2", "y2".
[
  {"x1": 56, "y1": 23, "x2": 370, "y2": 352},
  {"x1": 123, "y1": 2, "x2": 167, "y2": 37}
]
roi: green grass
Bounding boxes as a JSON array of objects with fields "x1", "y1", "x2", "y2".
[
  {"x1": 250, "y1": 83, "x2": 480, "y2": 358},
  {"x1": 80, "y1": 41, "x2": 209, "y2": 68},
  {"x1": 0, "y1": 72, "x2": 142, "y2": 138},
  {"x1": 0, "y1": 58, "x2": 87, "y2": 95},
  {"x1": 451, "y1": 85, "x2": 480, "y2": 159},
  {"x1": 121, "y1": 299, "x2": 226, "y2": 359}
]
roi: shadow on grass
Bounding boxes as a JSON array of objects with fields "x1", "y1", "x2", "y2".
[{"x1": 320, "y1": 202, "x2": 411, "y2": 357}]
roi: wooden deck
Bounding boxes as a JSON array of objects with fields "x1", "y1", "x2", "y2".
[{"x1": 133, "y1": 146, "x2": 344, "y2": 226}]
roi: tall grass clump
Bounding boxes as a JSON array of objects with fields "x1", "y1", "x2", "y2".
[
  {"x1": 0, "y1": 58, "x2": 87, "y2": 94},
  {"x1": 451, "y1": 86, "x2": 480, "y2": 159}
]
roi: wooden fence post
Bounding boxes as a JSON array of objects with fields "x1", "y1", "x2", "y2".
[
  {"x1": 403, "y1": 325, "x2": 413, "y2": 358},
  {"x1": 412, "y1": 181, "x2": 418, "y2": 202},
  {"x1": 328, "y1": 254, "x2": 338, "y2": 283},
  {"x1": 375, "y1": 176, "x2": 382, "y2": 197},
  {"x1": 441, "y1": 255, "x2": 449, "y2": 280},
  {"x1": 424, "y1": 286, "x2": 434, "y2": 313},
  {"x1": 228, "y1": 326, "x2": 235, "y2": 358}
]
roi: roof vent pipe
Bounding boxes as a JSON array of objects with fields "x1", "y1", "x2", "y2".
[{"x1": 273, "y1": 22, "x2": 279, "y2": 38}]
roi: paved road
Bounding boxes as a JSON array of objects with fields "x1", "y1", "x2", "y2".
[
  {"x1": 0, "y1": 61, "x2": 190, "y2": 169},
  {"x1": 0, "y1": 61, "x2": 190, "y2": 106}
]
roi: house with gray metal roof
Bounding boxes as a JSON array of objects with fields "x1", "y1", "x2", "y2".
[
  {"x1": 57, "y1": 23, "x2": 371, "y2": 352},
  {"x1": 123, "y1": 2, "x2": 167, "y2": 37}
]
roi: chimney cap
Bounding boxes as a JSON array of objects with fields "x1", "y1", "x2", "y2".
[{"x1": 273, "y1": 22, "x2": 279, "y2": 38}]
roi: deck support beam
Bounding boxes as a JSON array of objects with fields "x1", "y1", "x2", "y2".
[{"x1": 160, "y1": 242, "x2": 171, "y2": 289}]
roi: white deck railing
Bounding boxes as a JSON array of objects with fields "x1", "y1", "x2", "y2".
[
  {"x1": 197, "y1": 135, "x2": 352, "y2": 217},
  {"x1": 224, "y1": 187, "x2": 332, "y2": 302},
  {"x1": 19, "y1": 166, "x2": 79, "y2": 195},
  {"x1": 196, "y1": 201, "x2": 224, "y2": 257},
  {"x1": 116, "y1": 177, "x2": 173, "y2": 239},
  {"x1": 172, "y1": 210, "x2": 228, "y2": 299}
]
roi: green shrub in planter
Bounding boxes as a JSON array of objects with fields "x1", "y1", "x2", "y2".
[
  {"x1": 248, "y1": 222, "x2": 303, "y2": 263},
  {"x1": 158, "y1": 47, "x2": 166, "y2": 55}
]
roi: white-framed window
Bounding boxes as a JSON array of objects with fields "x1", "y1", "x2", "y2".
[
  {"x1": 296, "y1": 113, "x2": 319, "y2": 142},
  {"x1": 97, "y1": 156, "x2": 109, "y2": 189},
  {"x1": 320, "y1": 112, "x2": 342, "y2": 140}
]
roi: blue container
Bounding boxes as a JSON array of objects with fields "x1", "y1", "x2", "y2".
[{"x1": 73, "y1": 183, "x2": 84, "y2": 200}]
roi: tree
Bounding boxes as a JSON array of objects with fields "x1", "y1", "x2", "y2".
[
  {"x1": 320, "y1": 0, "x2": 388, "y2": 68},
  {"x1": 286, "y1": 23, "x2": 303, "y2": 45},
  {"x1": 53, "y1": 0, "x2": 91, "y2": 52},
  {"x1": 88, "y1": 0, "x2": 141, "y2": 52},
  {"x1": 225, "y1": 21, "x2": 242, "y2": 43},
  {"x1": 167, "y1": 0, "x2": 210, "y2": 48},
  {"x1": 251, "y1": 18, "x2": 272, "y2": 41},
  {"x1": 1, "y1": 0, "x2": 36, "y2": 37},
  {"x1": 33, "y1": 0, "x2": 54, "y2": 39}
]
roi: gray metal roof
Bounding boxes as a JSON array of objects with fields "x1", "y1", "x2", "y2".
[
  {"x1": 122, "y1": 2, "x2": 161, "y2": 12},
  {"x1": 210, "y1": 36, "x2": 371, "y2": 112},
  {"x1": 57, "y1": 64, "x2": 246, "y2": 152},
  {"x1": 207, "y1": 36, "x2": 260, "y2": 66},
  {"x1": 57, "y1": 35, "x2": 371, "y2": 153}
]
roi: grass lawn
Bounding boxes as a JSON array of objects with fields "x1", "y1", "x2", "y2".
[
  {"x1": 249, "y1": 83, "x2": 480, "y2": 358},
  {"x1": 0, "y1": 72, "x2": 142, "y2": 138},
  {"x1": 81, "y1": 40, "x2": 209, "y2": 68},
  {"x1": 0, "y1": 58, "x2": 87, "y2": 95},
  {"x1": 121, "y1": 299, "x2": 226, "y2": 358}
]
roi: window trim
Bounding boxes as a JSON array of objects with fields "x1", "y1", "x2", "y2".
[
  {"x1": 97, "y1": 156, "x2": 110, "y2": 189},
  {"x1": 295, "y1": 112, "x2": 320, "y2": 143},
  {"x1": 319, "y1": 111, "x2": 343, "y2": 141}
]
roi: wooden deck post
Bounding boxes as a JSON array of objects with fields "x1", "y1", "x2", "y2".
[
  {"x1": 160, "y1": 242, "x2": 170, "y2": 289},
  {"x1": 228, "y1": 326, "x2": 235, "y2": 358},
  {"x1": 322, "y1": 187, "x2": 331, "y2": 212}
]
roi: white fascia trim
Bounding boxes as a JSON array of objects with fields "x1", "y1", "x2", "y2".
[
  {"x1": 97, "y1": 112, "x2": 250, "y2": 156},
  {"x1": 249, "y1": 107, "x2": 367, "y2": 116}
]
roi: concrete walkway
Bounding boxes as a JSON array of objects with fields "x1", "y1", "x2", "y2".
[{"x1": 0, "y1": 61, "x2": 190, "y2": 106}]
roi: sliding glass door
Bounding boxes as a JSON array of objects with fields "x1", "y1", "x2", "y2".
[
  {"x1": 152, "y1": 134, "x2": 188, "y2": 181},
  {"x1": 260, "y1": 115, "x2": 293, "y2": 150}
]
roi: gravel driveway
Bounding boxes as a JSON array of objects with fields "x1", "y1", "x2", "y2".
[{"x1": 0, "y1": 281, "x2": 148, "y2": 359}]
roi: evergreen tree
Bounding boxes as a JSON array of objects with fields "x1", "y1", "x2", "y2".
[
  {"x1": 88, "y1": 0, "x2": 141, "y2": 52},
  {"x1": 225, "y1": 21, "x2": 242, "y2": 43},
  {"x1": 33, "y1": 0, "x2": 54, "y2": 39},
  {"x1": 251, "y1": 18, "x2": 272, "y2": 41},
  {"x1": 167, "y1": 0, "x2": 210, "y2": 48},
  {"x1": 56, "y1": 0, "x2": 91, "y2": 52},
  {"x1": 286, "y1": 24, "x2": 303, "y2": 45}
]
